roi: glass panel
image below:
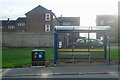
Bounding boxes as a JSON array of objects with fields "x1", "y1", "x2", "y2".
[
  {"x1": 57, "y1": 31, "x2": 105, "y2": 63},
  {"x1": 89, "y1": 32, "x2": 104, "y2": 59}
]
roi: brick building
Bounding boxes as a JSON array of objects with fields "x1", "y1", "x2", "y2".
[
  {"x1": 1, "y1": 5, "x2": 80, "y2": 47},
  {"x1": 55, "y1": 16, "x2": 80, "y2": 48},
  {"x1": 16, "y1": 17, "x2": 26, "y2": 32},
  {"x1": 96, "y1": 15, "x2": 118, "y2": 42},
  {"x1": 1, "y1": 19, "x2": 16, "y2": 32},
  {"x1": 1, "y1": 17, "x2": 26, "y2": 32},
  {"x1": 1, "y1": 5, "x2": 80, "y2": 33},
  {"x1": 25, "y1": 5, "x2": 54, "y2": 33}
]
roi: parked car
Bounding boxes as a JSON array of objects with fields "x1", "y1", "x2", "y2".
[
  {"x1": 58, "y1": 41, "x2": 62, "y2": 48},
  {"x1": 68, "y1": 39, "x2": 103, "y2": 48}
]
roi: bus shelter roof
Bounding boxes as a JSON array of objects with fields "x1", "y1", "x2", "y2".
[{"x1": 55, "y1": 26, "x2": 111, "y2": 31}]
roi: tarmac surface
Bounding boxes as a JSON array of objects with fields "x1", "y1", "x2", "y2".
[{"x1": 1, "y1": 64, "x2": 119, "y2": 80}]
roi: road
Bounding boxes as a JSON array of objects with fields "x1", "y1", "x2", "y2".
[{"x1": 1, "y1": 65, "x2": 119, "y2": 80}]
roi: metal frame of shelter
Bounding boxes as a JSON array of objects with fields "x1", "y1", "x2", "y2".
[{"x1": 54, "y1": 26, "x2": 111, "y2": 66}]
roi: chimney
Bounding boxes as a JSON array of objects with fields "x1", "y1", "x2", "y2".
[
  {"x1": 7, "y1": 18, "x2": 10, "y2": 24},
  {"x1": 7, "y1": 18, "x2": 9, "y2": 22},
  {"x1": 49, "y1": 10, "x2": 52, "y2": 12}
]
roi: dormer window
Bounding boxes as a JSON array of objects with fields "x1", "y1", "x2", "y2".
[{"x1": 45, "y1": 13, "x2": 51, "y2": 21}]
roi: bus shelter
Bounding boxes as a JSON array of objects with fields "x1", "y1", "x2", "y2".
[{"x1": 54, "y1": 26, "x2": 111, "y2": 66}]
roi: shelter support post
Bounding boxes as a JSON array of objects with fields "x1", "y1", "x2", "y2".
[
  {"x1": 54, "y1": 31, "x2": 58, "y2": 66},
  {"x1": 108, "y1": 35, "x2": 111, "y2": 64},
  {"x1": 104, "y1": 32, "x2": 107, "y2": 61}
]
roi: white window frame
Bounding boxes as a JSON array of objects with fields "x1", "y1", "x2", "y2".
[
  {"x1": 0, "y1": 26, "x2": 3, "y2": 29},
  {"x1": 62, "y1": 22, "x2": 70, "y2": 26},
  {"x1": 45, "y1": 24, "x2": 50, "y2": 32},
  {"x1": 8, "y1": 25, "x2": 15, "y2": 29},
  {"x1": 45, "y1": 13, "x2": 51, "y2": 21},
  {"x1": 18, "y1": 22, "x2": 25, "y2": 26}
]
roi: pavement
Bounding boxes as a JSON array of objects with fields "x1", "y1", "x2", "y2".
[{"x1": 1, "y1": 64, "x2": 119, "y2": 79}]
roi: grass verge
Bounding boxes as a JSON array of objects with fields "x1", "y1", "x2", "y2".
[
  {"x1": 2, "y1": 48, "x2": 119, "y2": 68},
  {"x1": 2, "y1": 48, "x2": 54, "y2": 68}
]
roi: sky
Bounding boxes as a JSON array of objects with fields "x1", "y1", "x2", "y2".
[{"x1": 0, "y1": 0, "x2": 119, "y2": 26}]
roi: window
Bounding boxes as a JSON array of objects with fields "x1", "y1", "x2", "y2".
[
  {"x1": 45, "y1": 13, "x2": 51, "y2": 21},
  {"x1": 107, "y1": 20, "x2": 114, "y2": 23},
  {"x1": 62, "y1": 22, "x2": 70, "y2": 26},
  {"x1": 0, "y1": 26, "x2": 3, "y2": 28},
  {"x1": 45, "y1": 24, "x2": 50, "y2": 32},
  {"x1": 17, "y1": 22, "x2": 25, "y2": 26},
  {"x1": 21, "y1": 23, "x2": 25, "y2": 26},
  {"x1": 79, "y1": 40, "x2": 84, "y2": 43},
  {"x1": 100, "y1": 20, "x2": 104, "y2": 25},
  {"x1": 8, "y1": 25, "x2": 15, "y2": 29}
]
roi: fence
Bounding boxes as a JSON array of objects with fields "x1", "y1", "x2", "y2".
[{"x1": 2, "y1": 32, "x2": 54, "y2": 47}]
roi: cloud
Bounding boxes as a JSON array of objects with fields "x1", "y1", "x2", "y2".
[
  {"x1": 0, "y1": 6, "x2": 26, "y2": 20},
  {"x1": 0, "y1": 0, "x2": 41, "y2": 19},
  {"x1": 0, "y1": 0, "x2": 118, "y2": 23}
]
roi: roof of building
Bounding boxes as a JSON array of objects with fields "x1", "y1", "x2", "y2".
[
  {"x1": 25, "y1": 5, "x2": 54, "y2": 15},
  {"x1": 58, "y1": 17, "x2": 80, "y2": 22},
  {"x1": 8, "y1": 20, "x2": 16, "y2": 25},
  {"x1": 16, "y1": 17, "x2": 26, "y2": 22},
  {"x1": 2, "y1": 20, "x2": 8, "y2": 27},
  {"x1": 1, "y1": 20, "x2": 16, "y2": 27}
]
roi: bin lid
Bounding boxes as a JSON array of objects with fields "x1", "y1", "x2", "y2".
[{"x1": 32, "y1": 49, "x2": 45, "y2": 52}]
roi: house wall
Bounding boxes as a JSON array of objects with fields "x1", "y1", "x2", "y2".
[
  {"x1": 2, "y1": 27, "x2": 17, "y2": 32},
  {"x1": 2, "y1": 20, "x2": 26, "y2": 32},
  {"x1": 2, "y1": 32, "x2": 54, "y2": 47},
  {"x1": 26, "y1": 8, "x2": 54, "y2": 33}
]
